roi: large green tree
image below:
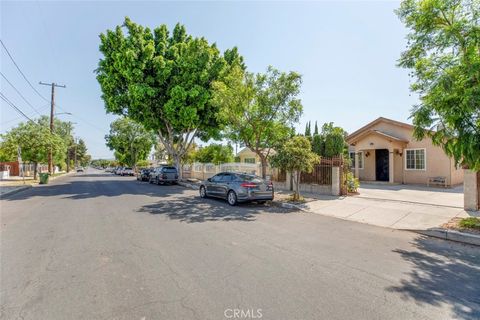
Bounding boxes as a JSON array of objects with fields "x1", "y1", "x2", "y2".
[
  {"x1": 194, "y1": 143, "x2": 234, "y2": 164},
  {"x1": 213, "y1": 66, "x2": 303, "y2": 178},
  {"x1": 96, "y1": 17, "x2": 243, "y2": 177},
  {"x1": 105, "y1": 117, "x2": 156, "y2": 168},
  {"x1": 270, "y1": 135, "x2": 320, "y2": 201},
  {"x1": 38, "y1": 116, "x2": 76, "y2": 171},
  {"x1": 0, "y1": 120, "x2": 66, "y2": 179},
  {"x1": 311, "y1": 122, "x2": 348, "y2": 158},
  {"x1": 396, "y1": 0, "x2": 480, "y2": 170}
]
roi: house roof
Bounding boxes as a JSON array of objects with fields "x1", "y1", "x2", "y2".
[
  {"x1": 350, "y1": 129, "x2": 410, "y2": 144},
  {"x1": 347, "y1": 117, "x2": 413, "y2": 144},
  {"x1": 236, "y1": 147, "x2": 276, "y2": 157}
]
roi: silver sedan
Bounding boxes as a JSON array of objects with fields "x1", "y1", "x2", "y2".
[{"x1": 199, "y1": 172, "x2": 274, "y2": 206}]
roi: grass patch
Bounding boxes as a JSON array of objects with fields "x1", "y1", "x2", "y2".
[{"x1": 459, "y1": 217, "x2": 480, "y2": 230}]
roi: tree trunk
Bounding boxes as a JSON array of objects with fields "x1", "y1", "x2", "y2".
[
  {"x1": 33, "y1": 162, "x2": 38, "y2": 180},
  {"x1": 174, "y1": 155, "x2": 183, "y2": 180},
  {"x1": 259, "y1": 154, "x2": 268, "y2": 179},
  {"x1": 291, "y1": 170, "x2": 299, "y2": 201},
  {"x1": 66, "y1": 151, "x2": 70, "y2": 173}
]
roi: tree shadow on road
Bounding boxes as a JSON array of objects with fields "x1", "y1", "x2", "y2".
[
  {"x1": 138, "y1": 196, "x2": 293, "y2": 223},
  {"x1": 387, "y1": 235, "x2": 480, "y2": 320}
]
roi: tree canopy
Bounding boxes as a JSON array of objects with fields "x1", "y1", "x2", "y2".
[
  {"x1": 105, "y1": 117, "x2": 156, "y2": 167},
  {"x1": 396, "y1": 0, "x2": 480, "y2": 170},
  {"x1": 212, "y1": 65, "x2": 303, "y2": 178},
  {"x1": 0, "y1": 120, "x2": 66, "y2": 178},
  {"x1": 96, "y1": 17, "x2": 244, "y2": 175},
  {"x1": 311, "y1": 122, "x2": 348, "y2": 158},
  {"x1": 194, "y1": 143, "x2": 234, "y2": 164}
]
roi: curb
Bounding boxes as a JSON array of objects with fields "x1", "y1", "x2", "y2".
[
  {"x1": 0, "y1": 185, "x2": 32, "y2": 198},
  {"x1": 178, "y1": 181, "x2": 199, "y2": 190},
  {"x1": 417, "y1": 228, "x2": 480, "y2": 247},
  {"x1": 271, "y1": 201, "x2": 308, "y2": 211}
]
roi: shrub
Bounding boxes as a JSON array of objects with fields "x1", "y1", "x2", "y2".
[{"x1": 345, "y1": 172, "x2": 360, "y2": 193}]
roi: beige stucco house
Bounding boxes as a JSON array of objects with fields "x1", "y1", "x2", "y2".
[
  {"x1": 236, "y1": 147, "x2": 276, "y2": 164},
  {"x1": 347, "y1": 117, "x2": 463, "y2": 186}
]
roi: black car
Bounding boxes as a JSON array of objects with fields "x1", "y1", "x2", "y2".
[{"x1": 137, "y1": 168, "x2": 153, "y2": 181}]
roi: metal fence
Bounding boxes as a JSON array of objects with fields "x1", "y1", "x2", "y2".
[{"x1": 299, "y1": 156, "x2": 344, "y2": 186}]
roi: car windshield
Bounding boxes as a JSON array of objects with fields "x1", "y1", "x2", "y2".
[{"x1": 162, "y1": 167, "x2": 177, "y2": 173}]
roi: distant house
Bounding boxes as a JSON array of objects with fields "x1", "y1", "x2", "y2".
[
  {"x1": 346, "y1": 117, "x2": 463, "y2": 186},
  {"x1": 236, "y1": 147, "x2": 276, "y2": 164}
]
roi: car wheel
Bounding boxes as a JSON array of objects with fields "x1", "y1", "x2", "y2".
[
  {"x1": 199, "y1": 186, "x2": 207, "y2": 198},
  {"x1": 227, "y1": 190, "x2": 237, "y2": 206},
  {"x1": 257, "y1": 200, "x2": 266, "y2": 204}
]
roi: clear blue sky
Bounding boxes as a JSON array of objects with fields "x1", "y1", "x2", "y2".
[{"x1": 1, "y1": 1, "x2": 417, "y2": 159}]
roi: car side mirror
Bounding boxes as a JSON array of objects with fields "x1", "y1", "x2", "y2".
[{"x1": 207, "y1": 178, "x2": 212, "y2": 182}]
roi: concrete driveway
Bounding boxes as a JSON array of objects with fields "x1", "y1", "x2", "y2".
[
  {"x1": 357, "y1": 183, "x2": 464, "y2": 208},
  {"x1": 296, "y1": 184, "x2": 471, "y2": 230}
]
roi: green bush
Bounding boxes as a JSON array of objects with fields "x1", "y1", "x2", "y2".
[
  {"x1": 345, "y1": 172, "x2": 360, "y2": 193},
  {"x1": 459, "y1": 217, "x2": 480, "y2": 230}
]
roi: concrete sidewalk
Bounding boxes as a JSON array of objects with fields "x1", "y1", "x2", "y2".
[{"x1": 295, "y1": 194, "x2": 470, "y2": 230}]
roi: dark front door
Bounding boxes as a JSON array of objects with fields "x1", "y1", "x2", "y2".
[{"x1": 375, "y1": 149, "x2": 389, "y2": 182}]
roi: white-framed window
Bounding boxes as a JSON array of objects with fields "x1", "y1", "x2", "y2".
[
  {"x1": 349, "y1": 151, "x2": 364, "y2": 170},
  {"x1": 405, "y1": 148, "x2": 426, "y2": 170},
  {"x1": 244, "y1": 157, "x2": 256, "y2": 164}
]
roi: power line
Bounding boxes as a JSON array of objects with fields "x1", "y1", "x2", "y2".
[
  {"x1": 0, "y1": 39, "x2": 50, "y2": 103},
  {"x1": 0, "y1": 92, "x2": 34, "y2": 122},
  {"x1": 0, "y1": 71, "x2": 42, "y2": 116},
  {"x1": 0, "y1": 40, "x2": 106, "y2": 135},
  {"x1": 0, "y1": 104, "x2": 49, "y2": 126}
]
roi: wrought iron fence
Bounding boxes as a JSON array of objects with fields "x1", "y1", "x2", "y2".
[{"x1": 299, "y1": 156, "x2": 344, "y2": 186}]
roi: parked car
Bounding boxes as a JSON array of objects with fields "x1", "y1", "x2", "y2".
[
  {"x1": 105, "y1": 167, "x2": 114, "y2": 173},
  {"x1": 121, "y1": 167, "x2": 135, "y2": 176},
  {"x1": 113, "y1": 167, "x2": 123, "y2": 175},
  {"x1": 137, "y1": 168, "x2": 152, "y2": 181},
  {"x1": 76, "y1": 167, "x2": 84, "y2": 172},
  {"x1": 199, "y1": 172, "x2": 274, "y2": 206},
  {"x1": 149, "y1": 166, "x2": 179, "y2": 185}
]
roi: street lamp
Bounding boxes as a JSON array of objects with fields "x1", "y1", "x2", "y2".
[{"x1": 55, "y1": 112, "x2": 73, "y2": 116}]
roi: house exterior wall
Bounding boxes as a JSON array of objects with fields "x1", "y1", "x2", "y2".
[
  {"x1": 358, "y1": 149, "x2": 376, "y2": 181},
  {"x1": 349, "y1": 119, "x2": 463, "y2": 186},
  {"x1": 237, "y1": 150, "x2": 260, "y2": 164}
]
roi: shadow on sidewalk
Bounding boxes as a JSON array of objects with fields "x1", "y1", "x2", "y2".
[{"x1": 387, "y1": 235, "x2": 480, "y2": 319}]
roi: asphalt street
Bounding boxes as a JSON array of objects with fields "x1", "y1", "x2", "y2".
[{"x1": 1, "y1": 169, "x2": 479, "y2": 320}]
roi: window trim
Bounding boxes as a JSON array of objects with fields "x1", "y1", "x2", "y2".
[
  {"x1": 404, "y1": 148, "x2": 427, "y2": 171},
  {"x1": 349, "y1": 151, "x2": 364, "y2": 170}
]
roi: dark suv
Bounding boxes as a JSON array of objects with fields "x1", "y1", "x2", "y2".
[{"x1": 149, "y1": 166, "x2": 179, "y2": 185}]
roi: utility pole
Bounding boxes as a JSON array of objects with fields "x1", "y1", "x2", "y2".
[{"x1": 39, "y1": 82, "x2": 66, "y2": 174}]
